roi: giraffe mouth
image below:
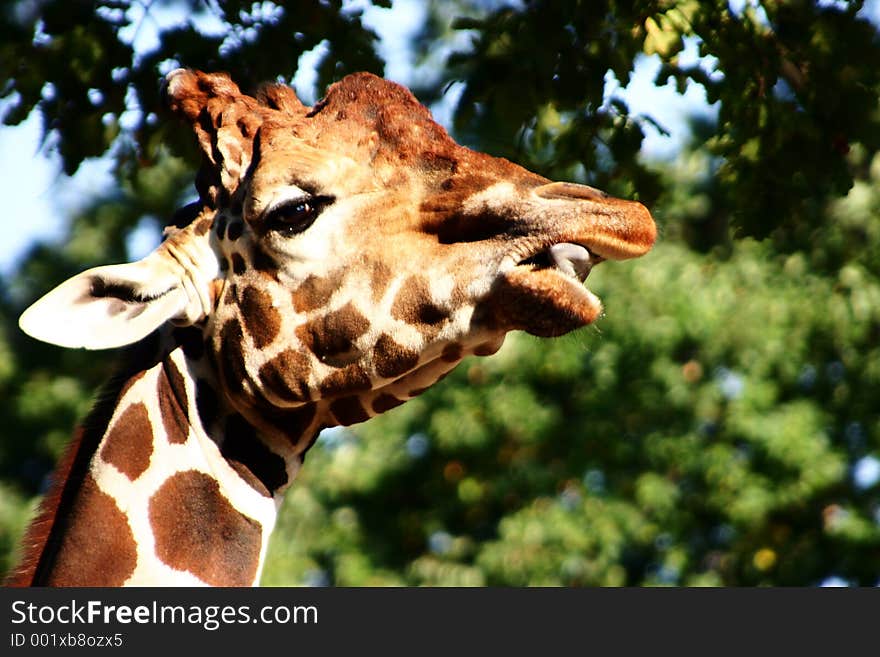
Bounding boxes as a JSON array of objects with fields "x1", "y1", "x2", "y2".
[
  {"x1": 487, "y1": 242, "x2": 606, "y2": 337},
  {"x1": 519, "y1": 242, "x2": 603, "y2": 282}
]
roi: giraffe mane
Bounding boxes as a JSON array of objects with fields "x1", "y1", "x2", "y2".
[{"x1": 4, "y1": 337, "x2": 163, "y2": 586}]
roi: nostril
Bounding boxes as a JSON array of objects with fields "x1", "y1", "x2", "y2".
[{"x1": 534, "y1": 181, "x2": 609, "y2": 201}]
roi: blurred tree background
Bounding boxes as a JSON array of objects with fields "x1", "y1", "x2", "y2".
[{"x1": 2, "y1": 0, "x2": 879, "y2": 586}]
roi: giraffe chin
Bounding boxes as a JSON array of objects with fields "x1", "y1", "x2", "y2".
[{"x1": 488, "y1": 266, "x2": 603, "y2": 338}]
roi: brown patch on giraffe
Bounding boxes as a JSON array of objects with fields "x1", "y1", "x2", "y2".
[
  {"x1": 150, "y1": 470, "x2": 262, "y2": 586},
  {"x1": 214, "y1": 214, "x2": 228, "y2": 239},
  {"x1": 319, "y1": 363, "x2": 372, "y2": 397},
  {"x1": 100, "y1": 402, "x2": 153, "y2": 480},
  {"x1": 296, "y1": 302, "x2": 370, "y2": 365},
  {"x1": 44, "y1": 473, "x2": 137, "y2": 586},
  {"x1": 372, "y1": 393, "x2": 404, "y2": 414},
  {"x1": 369, "y1": 262, "x2": 393, "y2": 303},
  {"x1": 165, "y1": 357, "x2": 189, "y2": 400},
  {"x1": 267, "y1": 404, "x2": 318, "y2": 449},
  {"x1": 258, "y1": 349, "x2": 313, "y2": 403},
  {"x1": 219, "y1": 320, "x2": 248, "y2": 396},
  {"x1": 329, "y1": 396, "x2": 370, "y2": 426},
  {"x1": 231, "y1": 253, "x2": 247, "y2": 275},
  {"x1": 221, "y1": 414, "x2": 288, "y2": 497},
  {"x1": 240, "y1": 285, "x2": 282, "y2": 349},
  {"x1": 450, "y1": 280, "x2": 469, "y2": 307},
  {"x1": 157, "y1": 359, "x2": 190, "y2": 444},
  {"x1": 227, "y1": 221, "x2": 244, "y2": 241},
  {"x1": 391, "y1": 275, "x2": 450, "y2": 338},
  {"x1": 373, "y1": 334, "x2": 420, "y2": 379},
  {"x1": 291, "y1": 270, "x2": 345, "y2": 313},
  {"x1": 441, "y1": 343, "x2": 464, "y2": 363}
]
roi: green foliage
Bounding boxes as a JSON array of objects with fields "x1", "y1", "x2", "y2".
[
  {"x1": 2, "y1": 0, "x2": 879, "y2": 586},
  {"x1": 447, "y1": 0, "x2": 663, "y2": 201},
  {"x1": 1, "y1": 0, "x2": 385, "y2": 175}
]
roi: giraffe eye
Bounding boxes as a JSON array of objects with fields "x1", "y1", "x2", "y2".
[
  {"x1": 264, "y1": 195, "x2": 333, "y2": 236},
  {"x1": 265, "y1": 200, "x2": 317, "y2": 235}
]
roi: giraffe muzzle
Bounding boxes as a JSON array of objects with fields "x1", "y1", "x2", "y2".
[
  {"x1": 532, "y1": 181, "x2": 657, "y2": 261},
  {"x1": 482, "y1": 181, "x2": 655, "y2": 337}
]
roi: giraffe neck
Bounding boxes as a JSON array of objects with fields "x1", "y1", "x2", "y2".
[{"x1": 9, "y1": 328, "x2": 308, "y2": 587}]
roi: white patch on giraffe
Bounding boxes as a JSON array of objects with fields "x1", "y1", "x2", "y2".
[
  {"x1": 366, "y1": 276, "x2": 425, "y2": 351},
  {"x1": 102, "y1": 370, "x2": 152, "y2": 436},
  {"x1": 375, "y1": 319, "x2": 425, "y2": 353},
  {"x1": 429, "y1": 272, "x2": 457, "y2": 306},
  {"x1": 462, "y1": 181, "x2": 518, "y2": 215},
  {"x1": 90, "y1": 458, "x2": 137, "y2": 516},
  {"x1": 124, "y1": 560, "x2": 211, "y2": 586},
  {"x1": 466, "y1": 268, "x2": 501, "y2": 299}
]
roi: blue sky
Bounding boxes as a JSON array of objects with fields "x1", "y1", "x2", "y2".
[{"x1": 1, "y1": 0, "x2": 878, "y2": 274}]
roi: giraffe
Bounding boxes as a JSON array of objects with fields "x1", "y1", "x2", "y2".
[{"x1": 6, "y1": 69, "x2": 655, "y2": 586}]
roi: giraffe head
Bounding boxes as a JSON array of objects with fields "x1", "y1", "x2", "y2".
[{"x1": 19, "y1": 70, "x2": 655, "y2": 436}]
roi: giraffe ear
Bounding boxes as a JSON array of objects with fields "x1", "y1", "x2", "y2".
[{"x1": 18, "y1": 258, "x2": 191, "y2": 350}]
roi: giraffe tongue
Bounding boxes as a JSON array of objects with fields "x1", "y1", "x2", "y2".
[{"x1": 548, "y1": 243, "x2": 594, "y2": 281}]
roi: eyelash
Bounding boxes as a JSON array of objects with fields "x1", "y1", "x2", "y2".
[{"x1": 264, "y1": 195, "x2": 334, "y2": 236}]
